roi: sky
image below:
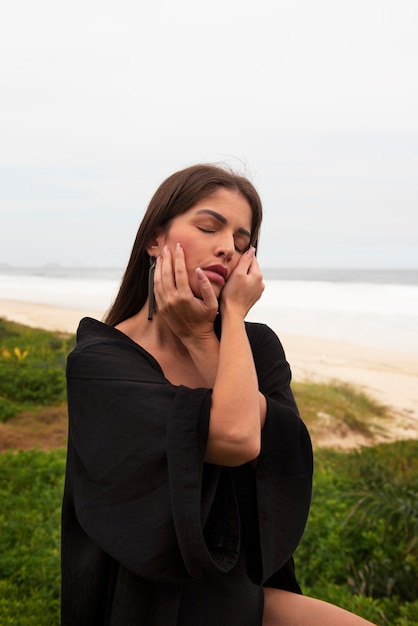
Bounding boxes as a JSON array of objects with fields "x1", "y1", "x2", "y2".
[{"x1": 1, "y1": 0, "x2": 417, "y2": 269}]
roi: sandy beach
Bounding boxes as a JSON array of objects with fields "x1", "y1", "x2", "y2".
[
  {"x1": 0, "y1": 299, "x2": 104, "y2": 337},
  {"x1": 1, "y1": 298, "x2": 417, "y2": 445}
]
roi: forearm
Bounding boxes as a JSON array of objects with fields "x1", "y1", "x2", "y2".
[
  {"x1": 184, "y1": 321, "x2": 266, "y2": 431},
  {"x1": 205, "y1": 310, "x2": 266, "y2": 466},
  {"x1": 164, "y1": 246, "x2": 266, "y2": 465},
  {"x1": 183, "y1": 331, "x2": 220, "y2": 388}
]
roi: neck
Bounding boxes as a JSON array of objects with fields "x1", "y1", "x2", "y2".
[{"x1": 115, "y1": 300, "x2": 188, "y2": 355}]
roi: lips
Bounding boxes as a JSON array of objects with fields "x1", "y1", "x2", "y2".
[{"x1": 201, "y1": 264, "x2": 228, "y2": 284}]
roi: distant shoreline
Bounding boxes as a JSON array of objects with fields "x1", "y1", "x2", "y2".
[{"x1": 1, "y1": 265, "x2": 418, "y2": 285}]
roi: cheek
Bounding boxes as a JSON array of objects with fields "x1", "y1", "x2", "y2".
[
  {"x1": 229, "y1": 256, "x2": 241, "y2": 272},
  {"x1": 176, "y1": 239, "x2": 200, "y2": 268},
  {"x1": 166, "y1": 228, "x2": 195, "y2": 255}
]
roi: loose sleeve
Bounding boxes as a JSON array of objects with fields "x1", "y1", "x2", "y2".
[
  {"x1": 65, "y1": 324, "x2": 240, "y2": 584},
  {"x1": 244, "y1": 323, "x2": 313, "y2": 586}
]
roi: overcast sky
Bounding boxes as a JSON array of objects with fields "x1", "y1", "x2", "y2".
[{"x1": 1, "y1": 0, "x2": 417, "y2": 269}]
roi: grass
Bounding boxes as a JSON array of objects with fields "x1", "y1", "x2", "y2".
[
  {"x1": 0, "y1": 318, "x2": 75, "y2": 423},
  {"x1": 292, "y1": 380, "x2": 390, "y2": 443},
  {"x1": 0, "y1": 449, "x2": 65, "y2": 625}
]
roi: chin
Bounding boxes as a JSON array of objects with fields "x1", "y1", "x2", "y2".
[{"x1": 209, "y1": 281, "x2": 224, "y2": 296}]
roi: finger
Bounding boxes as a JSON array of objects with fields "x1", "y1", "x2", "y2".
[
  {"x1": 234, "y1": 246, "x2": 256, "y2": 275},
  {"x1": 246, "y1": 252, "x2": 262, "y2": 276},
  {"x1": 174, "y1": 242, "x2": 192, "y2": 293},
  {"x1": 154, "y1": 247, "x2": 174, "y2": 308},
  {"x1": 159, "y1": 245, "x2": 176, "y2": 292},
  {"x1": 195, "y1": 268, "x2": 219, "y2": 312}
]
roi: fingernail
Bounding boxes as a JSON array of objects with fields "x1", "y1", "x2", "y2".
[
  {"x1": 195, "y1": 267, "x2": 204, "y2": 279},
  {"x1": 176, "y1": 242, "x2": 182, "y2": 252},
  {"x1": 163, "y1": 245, "x2": 168, "y2": 255}
]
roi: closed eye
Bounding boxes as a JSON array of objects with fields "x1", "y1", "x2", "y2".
[
  {"x1": 198, "y1": 227, "x2": 245, "y2": 253},
  {"x1": 197, "y1": 227, "x2": 216, "y2": 234}
]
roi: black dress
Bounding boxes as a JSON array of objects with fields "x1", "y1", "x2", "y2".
[{"x1": 61, "y1": 318, "x2": 313, "y2": 625}]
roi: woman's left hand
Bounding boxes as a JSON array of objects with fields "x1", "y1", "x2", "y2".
[{"x1": 220, "y1": 247, "x2": 265, "y2": 318}]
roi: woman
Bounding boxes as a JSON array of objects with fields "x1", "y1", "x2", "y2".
[{"x1": 61, "y1": 164, "x2": 376, "y2": 625}]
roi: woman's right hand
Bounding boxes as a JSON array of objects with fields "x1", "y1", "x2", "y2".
[
  {"x1": 153, "y1": 243, "x2": 219, "y2": 342},
  {"x1": 220, "y1": 247, "x2": 265, "y2": 318}
]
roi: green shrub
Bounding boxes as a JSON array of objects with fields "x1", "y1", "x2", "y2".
[
  {"x1": 344, "y1": 450, "x2": 418, "y2": 601},
  {"x1": 0, "y1": 318, "x2": 75, "y2": 354},
  {"x1": 0, "y1": 319, "x2": 74, "y2": 421},
  {"x1": 0, "y1": 396, "x2": 20, "y2": 422},
  {"x1": 295, "y1": 441, "x2": 418, "y2": 624},
  {"x1": 0, "y1": 450, "x2": 65, "y2": 625},
  {"x1": 0, "y1": 361, "x2": 66, "y2": 405},
  {"x1": 0, "y1": 317, "x2": 18, "y2": 339},
  {"x1": 0, "y1": 578, "x2": 60, "y2": 626}
]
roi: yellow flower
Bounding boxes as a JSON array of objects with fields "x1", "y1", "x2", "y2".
[{"x1": 13, "y1": 347, "x2": 29, "y2": 360}]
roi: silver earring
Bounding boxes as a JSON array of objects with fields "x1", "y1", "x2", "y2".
[{"x1": 148, "y1": 256, "x2": 156, "y2": 320}]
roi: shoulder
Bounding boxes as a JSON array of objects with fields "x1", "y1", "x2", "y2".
[
  {"x1": 75, "y1": 317, "x2": 124, "y2": 343},
  {"x1": 244, "y1": 321, "x2": 286, "y2": 357},
  {"x1": 70, "y1": 317, "x2": 137, "y2": 358},
  {"x1": 67, "y1": 317, "x2": 162, "y2": 380},
  {"x1": 244, "y1": 322, "x2": 293, "y2": 388}
]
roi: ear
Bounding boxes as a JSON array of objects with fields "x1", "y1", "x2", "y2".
[{"x1": 145, "y1": 228, "x2": 166, "y2": 257}]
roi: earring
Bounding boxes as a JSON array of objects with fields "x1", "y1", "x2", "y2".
[{"x1": 148, "y1": 256, "x2": 156, "y2": 320}]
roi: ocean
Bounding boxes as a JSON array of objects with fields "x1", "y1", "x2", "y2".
[{"x1": 1, "y1": 266, "x2": 417, "y2": 354}]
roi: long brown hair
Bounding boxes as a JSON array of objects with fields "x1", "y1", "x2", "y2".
[{"x1": 105, "y1": 163, "x2": 263, "y2": 326}]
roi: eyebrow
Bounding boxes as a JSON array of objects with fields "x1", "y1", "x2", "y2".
[{"x1": 195, "y1": 209, "x2": 251, "y2": 239}]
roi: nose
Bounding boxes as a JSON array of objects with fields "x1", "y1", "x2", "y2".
[{"x1": 214, "y1": 232, "x2": 235, "y2": 261}]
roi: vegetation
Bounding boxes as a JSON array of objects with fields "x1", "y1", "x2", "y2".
[
  {"x1": 0, "y1": 320, "x2": 416, "y2": 624},
  {"x1": 294, "y1": 440, "x2": 418, "y2": 625},
  {"x1": 0, "y1": 449, "x2": 65, "y2": 625},
  {"x1": 292, "y1": 380, "x2": 390, "y2": 441},
  {"x1": 0, "y1": 318, "x2": 74, "y2": 423}
]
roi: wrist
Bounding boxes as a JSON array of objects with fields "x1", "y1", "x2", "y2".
[
  {"x1": 219, "y1": 303, "x2": 246, "y2": 324},
  {"x1": 182, "y1": 328, "x2": 219, "y2": 351},
  {"x1": 184, "y1": 331, "x2": 219, "y2": 388}
]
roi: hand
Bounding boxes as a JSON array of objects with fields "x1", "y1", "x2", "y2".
[
  {"x1": 220, "y1": 247, "x2": 264, "y2": 318},
  {"x1": 153, "y1": 243, "x2": 219, "y2": 340}
]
